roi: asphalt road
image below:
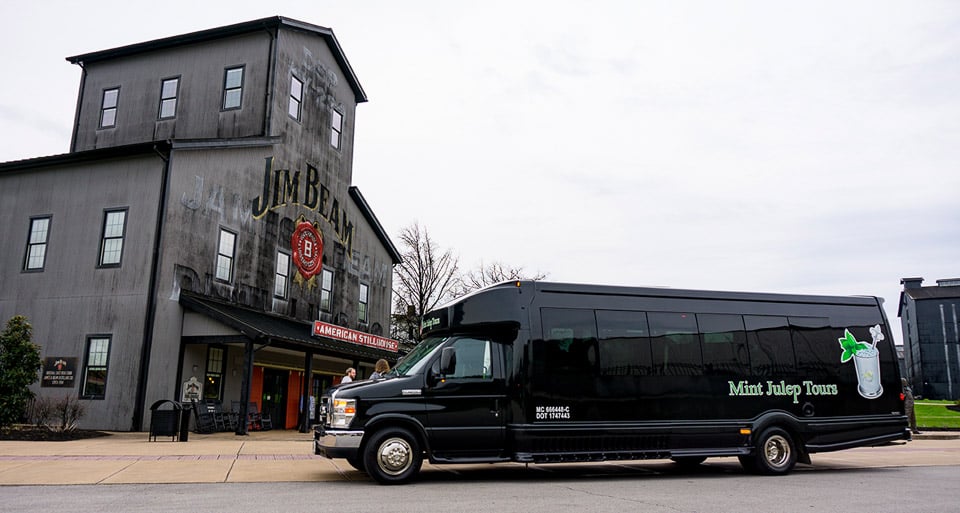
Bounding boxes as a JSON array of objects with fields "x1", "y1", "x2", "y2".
[{"x1": 2, "y1": 463, "x2": 957, "y2": 513}]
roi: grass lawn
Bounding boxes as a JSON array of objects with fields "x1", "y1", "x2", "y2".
[{"x1": 915, "y1": 400, "x2": 960, "y2": 429}]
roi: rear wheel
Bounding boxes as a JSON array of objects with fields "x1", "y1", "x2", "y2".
[
  {"x1": 750, "y1": 427, "x2": 796, "y2": 475},
  {"x1": 362, "y1": 427, "x2": 423, "y2": 485}
]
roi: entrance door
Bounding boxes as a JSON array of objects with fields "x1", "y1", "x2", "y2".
[
  {"x1": 424, "y1": 337, "x2": 507, "y2": 459},
  {"x1": 261, "y1": 368, "x2": 287, "y2": 429}
]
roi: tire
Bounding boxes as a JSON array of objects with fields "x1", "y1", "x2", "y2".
[
  {"x1": 750, "y1": 427, "x2": 796, "y2": 475},
  {"x1": 671, "y1": 456, "x2": 707, "y2": 467},
  {"x1": 346, "y1": 454, "x2": 366, "y2": 473},
  {"x1": 362, "y1": 427, "x2": 423, "y2": 485}
]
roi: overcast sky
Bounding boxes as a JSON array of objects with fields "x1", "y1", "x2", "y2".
[{"x1": 2, "y1": 1, "x2": 958, "y2": 344}]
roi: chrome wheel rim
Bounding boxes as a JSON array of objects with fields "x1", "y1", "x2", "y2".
[
  {"x1": 377, "y1": 437, "x2": 413, "y2": 476},
  {"x1": 763, "y1": 434, "x2": 791, "y2": 469}
]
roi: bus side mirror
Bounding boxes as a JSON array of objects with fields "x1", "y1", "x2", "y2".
[{"x1": 439, "y1": 347, "x2": 457, "y2": 375}]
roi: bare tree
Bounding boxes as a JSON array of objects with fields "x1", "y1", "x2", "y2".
[
  {"x1": 457, "y1": 260, "x2": 549, "y2": 295},
  {"x1": 391, "y1": 223, "x2": 460, "y2": 346}
]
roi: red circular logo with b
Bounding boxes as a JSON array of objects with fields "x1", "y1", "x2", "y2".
[{"x1": 291, "y1": 220, "x2": 323, "y2": 280}]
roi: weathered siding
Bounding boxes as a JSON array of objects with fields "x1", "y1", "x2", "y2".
[
  {"x1": 72, "y1": 32, "x2": 273, "y2": 151},
  {"x1": 0, "y1": 154, "x2": 165, "y2": 430}
]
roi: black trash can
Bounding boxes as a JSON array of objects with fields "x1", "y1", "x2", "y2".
[
  {"x1": 178, "y1": 402, "x2": 192, "y2": 442},
  {"x1": 149, "y1": 400, "x2": 182, "y2": 442}
]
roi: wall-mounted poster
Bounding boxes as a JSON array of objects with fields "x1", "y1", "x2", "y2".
[{"x1": 41, "y1": 357, "x2": 77, "y2": 387}]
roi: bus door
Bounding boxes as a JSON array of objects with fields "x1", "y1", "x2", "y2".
[{"x1": 424, "y1": 336, "x2": 507, "y2": 459}]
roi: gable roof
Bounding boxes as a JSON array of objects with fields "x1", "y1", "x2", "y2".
[{"x1": 66, "y1": 16, "x2": 367, "y2": 103}]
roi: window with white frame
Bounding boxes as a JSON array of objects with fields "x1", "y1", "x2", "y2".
[
  {"x1": 158, "y1": 77, "x2": 179, "y2": 119},
  {"x1": 289, "y1": 75, "x2": 303, "y2": 121},
  {"x1": 320, "y1": 268, "x2": 333, "y2": 312},
  {"x1": 275, "y1": 251, "x2": 290, "y2": 298},
  {"x1": 222, "y1": 66, "x2": 244, "y2": 110},
  {"x1": 215, "y1": 229, "x2": 236, "y2": 282},
  {"x1": 100, "y1": 87, "x2": 119, "y2": 128},
  {"x1": 330, "y1": 108, "x2": 342, "y2": 149},
  {"x1": 81, "y1": 336, "x2": 111, "y2": 399},
  {"x1": 358, "y1": 283, "x2": 369, "y2": 324},
  {"x1": 23, "y1": 216, "x2": 51, "y2": 271},
  {"x1": 98, "y1": 209, "x2": 127, "y2": 267}
]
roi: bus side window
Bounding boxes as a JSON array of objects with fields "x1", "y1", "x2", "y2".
[
  {"x1": 596, "y1": 310, "x2": 653, "y2": 376},
  {"x1": 789, "y1": 317, "x2": 834, "y2": 381},
  {"x1": 744, "y1": 315, "x2": 796, "y2": 378},
  {"x1": 649, "y1": 312, "x2": 701, "y2": 376},
  {"x1": 698, "y1": 313, "x2": 749, "y2": 376},
  {"x1": 540, "y1": 308, "x2": 598, "y2": 377}
]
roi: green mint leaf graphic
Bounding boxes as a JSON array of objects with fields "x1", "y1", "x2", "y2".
[{"x1": 838, "y1": 329, "x2": 865, "y2": 363}]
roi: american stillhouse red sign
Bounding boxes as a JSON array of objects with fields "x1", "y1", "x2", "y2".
[{"x1": 313, "y1": 321, "x2": 399, "y2": 352}]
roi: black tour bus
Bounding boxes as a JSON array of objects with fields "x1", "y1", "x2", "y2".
[{"x1": 314, "y1": 281, "x2": 910, "y2": 484}]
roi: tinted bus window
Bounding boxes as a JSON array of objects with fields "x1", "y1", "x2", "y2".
[
  {"x1": 649, "y1": 312, "x2": 701, "y2": 376},
  {"x1": 596, "y1": 310, "x2": 652, "y2": 376},
  {"x1": 698, "y1": 313, "x2": 749, "y2": 376},
  {"x1": 789, "y1": 317, "x2": 834, "y2": 381},
  {"x1": 744, "y1": 315, "x2": 796, "y2": 377},
  {"x1": 538, "y1": 308, "x2": 599, "y2": 378}
]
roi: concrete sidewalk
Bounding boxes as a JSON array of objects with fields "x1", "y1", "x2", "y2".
[
  {"x1": 1, "y1": 430, "x2": 958, "y2": 486},
  {"x1": 0, "y1": 430, "x2": 363, "y2": 485}
]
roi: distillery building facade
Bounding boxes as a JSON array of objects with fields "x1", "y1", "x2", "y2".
[
  {"x1": 0, "y1": 17, "x2": 401, "y2": 431},
  {"x1": 899, "y1": 277, "x2": 960, "y2": 400}
]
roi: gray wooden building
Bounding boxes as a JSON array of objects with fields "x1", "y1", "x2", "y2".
[
  {"x1": 0, "y1": 17, "x2": 401, "y2": 431},
  {"x1": 899, "y1": 277, "x2": 960, "y2": 400}
]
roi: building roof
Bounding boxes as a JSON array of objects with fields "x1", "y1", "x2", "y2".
[
  {"x1": 0, "y1": 141, "x2": 171, "y2": 173},
  {"x1": 66, "y1": 16, "x2": 367, "y2": 103},
  {"x1": 179, "y1": 290, "x2": 396, "y2": 361},
  {"x1": 902, "y1": 286, "x2": 960, "y2": 301}
]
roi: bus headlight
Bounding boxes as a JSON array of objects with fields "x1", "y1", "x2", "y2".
[{"x1": 331, "y1": 398, "x2": 356, "y2": 428}]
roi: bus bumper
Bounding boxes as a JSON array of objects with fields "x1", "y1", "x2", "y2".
[{"x1": 314, "y1": 426, "x2": 364, "y2": 459}]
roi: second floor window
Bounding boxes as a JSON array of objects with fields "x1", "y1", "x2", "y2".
[
  {"x1": 215, "y1": 229, "x2": 236, "y2": 282},
  {"x1": 320, "y1": 268, "x2": 333, "y2": 312},
  {"x1": 289, "y1": 75, "x2": 303, "y2": 121},
  {"x1": 275, "y1": 251, "x2": 290, "y2": 299},
  {"x1": 98, "y1": 209, "x2": 127, "y2": 267},
  {"x1": 330, "y1": 108, "x2": 342, "y2": 149},
  {"x1": 358, "y1": 283, "x2": 369, "y2": 324},
  {"x1": 24, "y1": 216, "x2": 51, "y2": 271},
  {"x1": 223, "y1": 66, "x2": 244, "y2": 110},
  {"x1": 100, "y1": 87, "x2": 119, "y2": 128},
  {"x1": 158, "y1": 77, "x2": 179, "y2": 119}
]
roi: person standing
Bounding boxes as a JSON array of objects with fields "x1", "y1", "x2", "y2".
[
  {"x1": 369, "y1": 359, "x2": 390, "y2": 380},
  {"x1": 341, "y1": 367, "x2": 356, "y2": 384},
  {"x1": 902, "y1": 378, "x2": 921, "y2": 434}
]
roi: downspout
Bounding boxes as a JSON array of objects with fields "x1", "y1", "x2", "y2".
[
  {"x1": 262, "y1": 24, "x2": 278, "y2": 136},
  {"x1": 131, "y1": 143, "x2": 172, "y2": 431},
  {"x1": 69, "y1": 62, "x2": 87, "y2": 152}
]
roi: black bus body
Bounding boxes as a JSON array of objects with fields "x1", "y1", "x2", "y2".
[{"x1": 314, "y1": 281, "x2": 910, "y2": 484}]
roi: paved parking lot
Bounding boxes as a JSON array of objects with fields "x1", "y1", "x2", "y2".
[{"x1": 0, "y1": 430, "x2": 957, "y2": 485}]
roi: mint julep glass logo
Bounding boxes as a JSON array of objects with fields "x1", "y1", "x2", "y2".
[{"x1": 839, "y1": 324, "x2": 884, "y2": 399}]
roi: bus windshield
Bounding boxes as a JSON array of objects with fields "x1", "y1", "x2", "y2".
[{"x1": 390, "y1": 336, "x2": 448, "y2": 377}]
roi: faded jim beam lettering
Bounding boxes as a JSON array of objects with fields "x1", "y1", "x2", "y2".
[{"x1": 251, "y1": 157, "x2": 354, "y2": 254}]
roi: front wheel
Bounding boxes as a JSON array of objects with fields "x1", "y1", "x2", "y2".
[
  {"x1": 362, "y1": 427, "x2": 423, "y2": 485},
  {"x1": 345, "y1": 453, "x2": 365, "y2": 473},
  {"x1": 749, "y1": 427, "x2": 797, "y2": 475}
]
